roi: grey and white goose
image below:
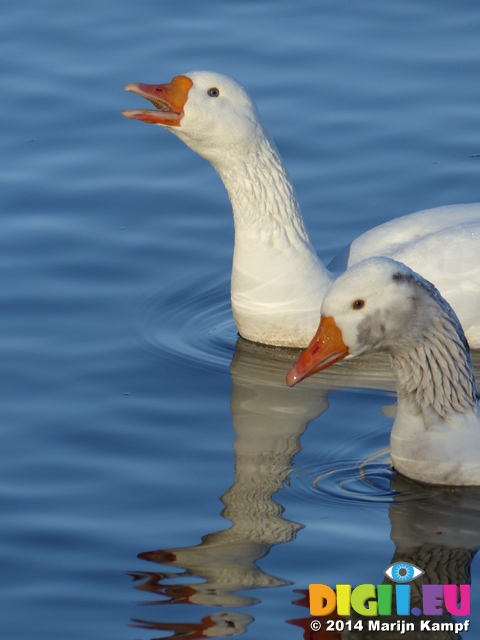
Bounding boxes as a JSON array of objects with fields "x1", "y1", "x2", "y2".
[{"x1": 287, "y1": 257, "x2": 480, "y2": 486}]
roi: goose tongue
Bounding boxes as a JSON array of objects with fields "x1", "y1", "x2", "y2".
[
  {"x1": 286, "y1": 316, "x2": 349, "y2": 386},
  {"x1": 122, "y1": 75, "x2": 192, "y2": 126}
]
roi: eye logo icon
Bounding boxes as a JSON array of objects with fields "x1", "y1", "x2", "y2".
[{"x1": 384, "y1": 562, "x2": 424, "y2": 583}]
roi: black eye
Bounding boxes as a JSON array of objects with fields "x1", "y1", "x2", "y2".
[
  {"x1": 207, "y1": 87, "x2": 220, "y2": 97},
  {"x1": 352, "y1": 299, "x2": 365, "y2": 310}
]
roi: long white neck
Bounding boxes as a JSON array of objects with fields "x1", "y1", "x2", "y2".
[
  {"x1": 389, "y1": 305, "x2": 480, "y2": 485},
  {"x1": 212, "y1": 130, "x2": 333, "y2": 347}
]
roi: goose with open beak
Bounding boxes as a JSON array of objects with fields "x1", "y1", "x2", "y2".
[{"x1": 123, "y1": 71, "x2": 480, "y2": 348}]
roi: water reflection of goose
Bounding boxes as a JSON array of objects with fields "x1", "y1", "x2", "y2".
[
  {"x1": 289, "y1": 258, "x2": 480, "y2": 486},
  {"x1": 129, "y1": 338, "x2": 328, "y2": 636},
  {"x1": 287, "y1": 478, "x2": 480, "y2": 639},
  {"x1": 128, "y1": 336, "x2": 480, "y2": 638},
  {"x1": 340, "y1": 476, "x2": 480, "y2": 640},
  {"x1": 123, "y1": 71, "x2": 480, "y2": 349}
]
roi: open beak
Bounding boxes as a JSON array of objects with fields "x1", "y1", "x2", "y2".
[
  {"x1": 286, "y1": 316, "x2": 349, "y2": 387},
  {"x1": 122, "y1": 75, "x2": 193, "y2": 126}
]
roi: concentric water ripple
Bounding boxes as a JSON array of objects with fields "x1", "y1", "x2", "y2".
[
  {"x1": 291, "y1": 447, "x2": 450, "y2": 508},
  {"x1": 135, "y1": 272, "x2": 238, "y2": 372},
  {"x1": 292, "y1": 449, "x2": 397, "y2": 508}
]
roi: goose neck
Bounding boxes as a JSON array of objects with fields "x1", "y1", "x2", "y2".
[
  {"x1": 214, "y1": 134, "x2": 312, "y2": 249},
  {"x1": 390, "y1": 313, "x2": 479, "y2": 423}
]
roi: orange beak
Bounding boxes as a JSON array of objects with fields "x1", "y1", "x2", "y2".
[
  {"x1": 286, "y1": 316, "x2": 349, "y2": 387},
  {"x1": 122, "y1": 75, "x2": 193, "y2": 126}
]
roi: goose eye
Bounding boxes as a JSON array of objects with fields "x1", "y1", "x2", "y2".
[
  {"x1": 207, "y1": 87, "x2": 220, "y2": 97},
  {"x1": 352, "y1": 299, "x2": 365, "y2": 310}
]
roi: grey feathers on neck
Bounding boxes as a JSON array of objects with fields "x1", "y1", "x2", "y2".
[{"x1": 390, "y1": 274, "x2": 479, "y2": 419}]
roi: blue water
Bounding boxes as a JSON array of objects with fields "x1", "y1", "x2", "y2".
[{"x1": 1, "y1": 1, "x2": 480, "y2": 638}]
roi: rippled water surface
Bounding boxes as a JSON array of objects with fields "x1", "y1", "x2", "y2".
[{"x1": 2, "y1": 1, "x2": 480, "y2": 638}]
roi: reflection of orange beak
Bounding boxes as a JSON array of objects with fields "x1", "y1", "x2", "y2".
[
  {"x1": 286, "y1": 316, "x2": 349, "y2": 387},
  {"x1": 122, "y1": 75, "x2": 193, "y2": 126}
]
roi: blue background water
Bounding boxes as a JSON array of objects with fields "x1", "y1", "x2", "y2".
[{"x1": 1, "y1": 1, "x2": 480, "y2": 638}]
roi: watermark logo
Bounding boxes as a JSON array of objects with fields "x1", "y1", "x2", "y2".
[{"x1": 309, "y1": 561, "x2": 470, "y2": 618}]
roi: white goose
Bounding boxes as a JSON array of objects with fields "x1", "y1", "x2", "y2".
[
  {"x1": 286, "y1": 257, "x2": 480, "y2": 485},
  {"x1": 122, "y1": 71, "x2": 480, "y2": 348}
]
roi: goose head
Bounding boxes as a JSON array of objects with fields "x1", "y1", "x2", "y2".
[
  {"x1": 287, "y1": 257, "x2": 470, "y2": 386},
  {"x1": 122, "y1": 71, "x2": 267, "y2": 165}
]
